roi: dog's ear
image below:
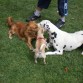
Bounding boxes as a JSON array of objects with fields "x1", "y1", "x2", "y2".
[{"x1": 7, "y1": 16, "x2": 14, "y2": 27}]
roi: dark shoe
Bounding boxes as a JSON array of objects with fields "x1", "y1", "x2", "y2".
[
  {"x1": 26, "y1": 14, "x2": 41, "y2": 22},
  {"x1": 55, "y1": 19, "x2": 65, "y2": 28}
]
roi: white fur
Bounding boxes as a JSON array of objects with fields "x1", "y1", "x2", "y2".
[{"x1": 39, "y1": 20, "x2": 83, "y2": 55}]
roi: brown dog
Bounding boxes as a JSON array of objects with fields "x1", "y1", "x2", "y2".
[
  {"x1": 7, "y1": 17, "x2": 38, "y2": 50},
  {"x1": 34, "y1": 26, "x2": 48, "y2": 64}
]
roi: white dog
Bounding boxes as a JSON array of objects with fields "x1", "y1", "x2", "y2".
[{"x1": 39, "y1": 20, "x2": 83, "y2": 55}]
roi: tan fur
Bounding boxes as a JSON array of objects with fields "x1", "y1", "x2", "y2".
[
  {"x1": 34, "y1": 27, "x2": 48, "y2": 64},
  {"x1": 7, "y1": 17, "x2": 38, "y2": 50}
]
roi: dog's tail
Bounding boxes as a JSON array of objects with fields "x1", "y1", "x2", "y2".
[{"x1": 7, "y1": 17, "x2": 14, "y2": 27}]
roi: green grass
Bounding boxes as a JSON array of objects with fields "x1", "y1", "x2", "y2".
[{"x1": 0, "y1": 0, "x2": 83, "y2": 83}]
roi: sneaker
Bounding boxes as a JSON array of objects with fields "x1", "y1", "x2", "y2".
[
  {"x1": 55, "y1": 19, "x2": 65, "y2": 28},
  {"x1": 26, "y1": 14, "x2": 41, "y2": 22}
]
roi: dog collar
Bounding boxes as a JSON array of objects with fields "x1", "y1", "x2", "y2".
[{"x1": 37, "y1": 37, "x2": 45, "y2": 40}]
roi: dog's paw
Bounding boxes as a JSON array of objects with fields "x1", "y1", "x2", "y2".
[
  {"x1": 46, "y1": 43, "x2": 51, "y2": 48},
  {"x1": 81, "y1": 52, "x2": 83, "y2": 55},
  {"x1": 30, "y1": 48, "x2": 34, "y2": 51},
  {"x1": 46, "y1": 45, "x2": 49, "y2": 50},
  {"x1": 44, "y1": 62, "x2": 46, "y2": 64},
  {"x1": 33, "y1": 49, "x2": 36, "y2": 52},
  {"x1": 9, "y1": 36, "x2": 12, "y2": 39},
  {"x1": 35, "y1": 60, "x2": 37, "y2": 64}
]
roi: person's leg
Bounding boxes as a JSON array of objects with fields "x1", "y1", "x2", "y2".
[
  {"x1": 34, "y1": 7, "x2": 42, "y2": 17},
  {"x1": 34, "y1": 0, "x2": 51, "y2": 16},
  {"x1": 55, "y1": 0, "x2": 68, "y2": 28},
  {"x1": 26, "y1": 0, "x2": 51, "y2": 21}
]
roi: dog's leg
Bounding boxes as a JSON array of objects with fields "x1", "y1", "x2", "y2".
[
  {"x1": 46, "y1": 44, "x2": 49, "y2": 50},
  {"x1": 33, "y1": 49, "x2": 36, "y2": 52},
  {"x1": 44, "y1": 58, "x2": 46, "y2": 64},
  {"x1": 26, "y1": 37, "x2": 34, "y2": 50},
  {"x1": 46, "y1": 42, "x2": 53, "y2": 48},
  {"x1": 34, "y1": 50, "x2": 38, "y2": 63},
  {"x1": 46, "y1": 37, "x2": 53, "y2": 47},
  {"x1": 35, "y1": 58, "x2": 37, "y2": 63},
  {"x1": 17, "y1": 32, "x2": 23, "y2": 40},
  {"x1": 8, "y1": 30, "x2": 13, "y2": 39},
  {"x1": 45, "y1": 50, "x2": 63, "y2": 55},
  {"x1": 81, "y1": 52, "x2": 83, "y2": 55}
]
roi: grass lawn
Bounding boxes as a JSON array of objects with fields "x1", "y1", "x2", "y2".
[{"x1": 0, "y1": 0, "x2": 83, "y2": 83}]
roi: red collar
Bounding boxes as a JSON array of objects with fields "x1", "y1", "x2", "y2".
[{"x1": 37, "y1": 37, "x2": 45, "y2": 40}]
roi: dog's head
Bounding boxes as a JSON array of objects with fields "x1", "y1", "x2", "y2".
[
  {"x1": 38, "y1": 20, "x2": 51, "y2": 31},
  {"x1": 26, "y1": 21, "x2": 38, "y2": 32}
]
